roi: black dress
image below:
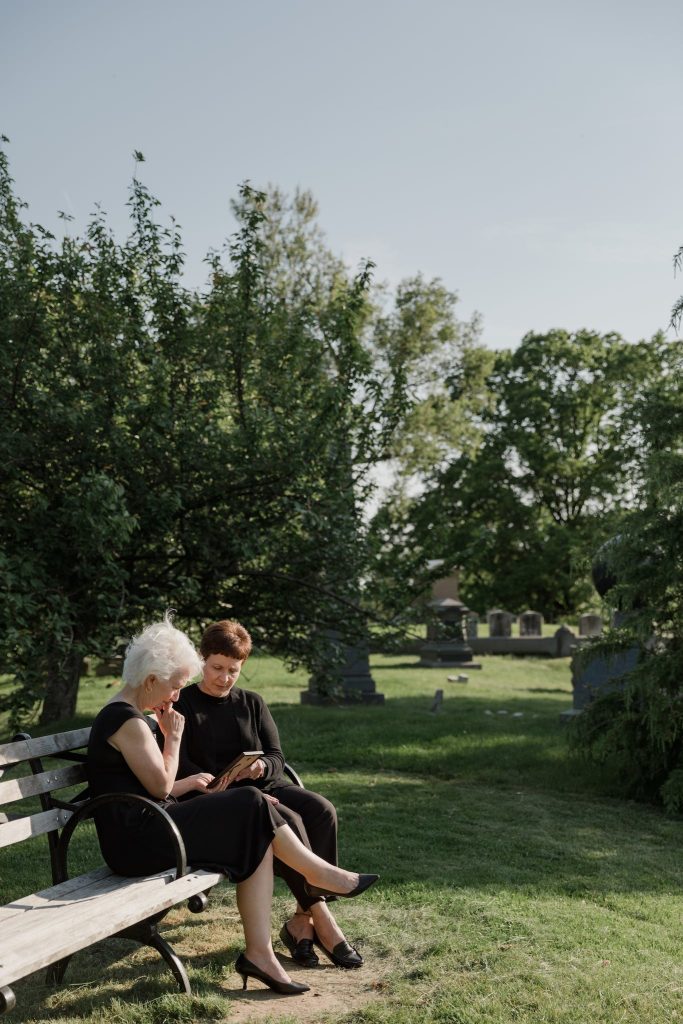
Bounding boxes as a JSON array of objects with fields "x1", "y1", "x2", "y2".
[
  {"x1": 87, "y1": 701, "x2": 286, "y2": 881},
  {"x1": 174, "y1": 684, "x2": 338, "y2": 909}
]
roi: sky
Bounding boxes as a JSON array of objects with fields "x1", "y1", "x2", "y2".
[{"x1": 2, "y1": 0, "x2": 682, "y2": 349}]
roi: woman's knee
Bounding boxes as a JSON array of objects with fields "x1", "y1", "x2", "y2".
[
  {"x1": 311, "y1": 793, "x2": 337, "y2": 828},
  {"x1": 280, "y1": 805, "x2": 306, "y2": 833},
  {"x1": 230, "y1": 785, "x2": 270, "y2": 811}
]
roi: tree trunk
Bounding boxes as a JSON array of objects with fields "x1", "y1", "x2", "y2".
[{"x1": 40, "y1": 647, "x2": 83, "y2": 726}]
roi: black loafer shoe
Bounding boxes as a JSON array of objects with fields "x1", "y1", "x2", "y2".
[
  {"x1": 279, "y1": 923, "x2": 319, "y2": 968},
  {"x1": 313, "y1": 934, "x2": 363, "y2": 969}
]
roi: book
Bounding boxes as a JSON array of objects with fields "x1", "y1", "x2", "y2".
[{"x1": 205, "y1": 750, "x2": 264, "y2": 790}]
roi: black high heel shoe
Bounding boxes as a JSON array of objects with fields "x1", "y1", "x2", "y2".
[
  {"x1": 234, "y1": 952, "x2": 310, "y2": 995},
  {"x1": 304, "y1": 872, "x2": 379, "y2": 901},
  {"x1": 313, "y1": 933, "x2": 364, "y2": 969}
]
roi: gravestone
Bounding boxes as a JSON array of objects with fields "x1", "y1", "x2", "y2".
[
  {"x1": 561, "y1": 539, "x2": 642, "y2": 721},
  {"x1": 419, "y1": 598, "x2": 481, "y2": 668},
  {"x1": 554, "y1": 625, "x2": 577, "y2": 657},
  {"x1": 430, "y1": 689, "x2": 444, "y2": 713},
  {"x1": 579, "y1": 614, "x2": 603, "y2": 637},
  {"x1": 301, "y1": 630, "x2": 384, "y2": 705},
  {"x1": 569, "y1": 646, "x2": 638, "y2": 712},
  {"x1": 465, "y1": 614, "x2": 479, "y2": 639},
  {"x1": 488, "y1": 609, "x2": 512, "y2": 638},
  {"x1": 519, "y1": 610, "x2": 543, "y2": 637}
]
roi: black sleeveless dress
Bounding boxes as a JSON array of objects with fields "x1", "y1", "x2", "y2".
[{"x1": 87, "y1": 701, "x2": 286, "y2": 880}]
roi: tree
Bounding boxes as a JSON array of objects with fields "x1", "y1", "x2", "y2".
[
  {"x1": 195, "y1": 186, "x2": 410, "y2": 683},
  {"x1": 388, "y1": 329, "x2": 673, "y2": 620},
  {"x1": 0, "y1": 147, "x2": 216, "y2": 724},
  {"x1": 0, "y1": 150, "x2": 411, "y2": 725},
  {"x1": 372, "y1": 275, "x2": 490, "y2": 481},
  {"x1": 570, "y1": 340, "x2": 683, "y2": 810}
]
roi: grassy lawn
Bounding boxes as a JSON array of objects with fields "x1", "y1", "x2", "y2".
[{"x1": 1, "y1": 655, "x2": 681, "y2": 1024}]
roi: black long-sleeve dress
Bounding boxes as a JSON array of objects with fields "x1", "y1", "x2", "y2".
[
  {"x1": 174, "y1": 683, "x2": 338, "y2": 909},
  {"x1": 87, "y1": 701, "x2": 286, "y2": 880}
]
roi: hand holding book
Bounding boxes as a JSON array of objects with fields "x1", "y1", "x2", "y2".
[{"x1": 205, "y1": 750, "x2": 264, "y2": 791}]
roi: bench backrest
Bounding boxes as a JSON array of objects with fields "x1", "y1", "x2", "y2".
[{"x1": 0, "y1": 728, "x2": 91, "y2": 882}]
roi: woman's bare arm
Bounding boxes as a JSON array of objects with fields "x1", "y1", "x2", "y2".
[{"x1": 108, "y1": 708, "x2": 184, "y2": 799}]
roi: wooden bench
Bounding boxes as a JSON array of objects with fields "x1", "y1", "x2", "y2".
[{"x1": 0, "y1": 727, "x2": 227, "y2": 1015}]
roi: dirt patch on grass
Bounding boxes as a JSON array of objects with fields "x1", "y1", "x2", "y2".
[{"x1": 225, "y1": 958, "x2": 383, "y2": 1023}]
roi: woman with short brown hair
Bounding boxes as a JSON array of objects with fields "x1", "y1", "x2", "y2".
[{"x1": 174, "y1": 619, "x2": 365, "y2": 970}]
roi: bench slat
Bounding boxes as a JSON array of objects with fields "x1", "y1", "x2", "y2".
[
  {"x1": 0, "y1": 864, "x2": 222, "y2": 929},
  {"x1": 0, "y1": 870, "x2": 178, "y2": 945},
  {"x1": 0, "y1": 867, "x2": 114, "y2": 923},
  {"x1": 0, "y1": 729, "x2": 90, "y2": 768},
  {"x1": 0, "y1": 807, "x2": 74, "y2": 849},
  {"x1": 0, "y1": 764, "x2": 87, "y2": 806},
  {"x1": 0, "y1": 867, "x2": 157, "y2": 925},
  {"x1": 0, "y1": 868, "x2": 224, "y2": 987}
]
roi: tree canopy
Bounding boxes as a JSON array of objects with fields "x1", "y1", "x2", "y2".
[
  {"x1": 570, "y1": 340, "x2": 683, "y2": 811},
  {"x1": 374, "y1": 328, "x2": 676, "y2": 620},
  {"x1": 0, "y1": 147, "x2": 415, "y2": 725}
]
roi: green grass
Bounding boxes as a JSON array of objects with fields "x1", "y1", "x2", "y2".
[{"x1": 1, "y1": 656, "x2": 682, "y2": 1023}]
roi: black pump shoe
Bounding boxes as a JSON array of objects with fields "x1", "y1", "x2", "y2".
[
  {"x1": 304, "y1": 872, "x2": 379, "y2": 901},
  {"x1": 234, "y1": 952, "x2": 310, "y2": 995},
  {"x1": 313, "y1": 934, "x2": 364, "y2": 969},
  {"x1": 279, "y1": 922, "x2": 319, "y2": 968}
]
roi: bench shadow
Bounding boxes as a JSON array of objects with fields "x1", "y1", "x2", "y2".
[{"x1": 5, "y1": 934, "x2": 287, "y2": 1022}]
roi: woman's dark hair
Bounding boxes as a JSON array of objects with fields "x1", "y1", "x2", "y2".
[{"x1": 200, "y1": 620, "x2": 252, "y2": 661}]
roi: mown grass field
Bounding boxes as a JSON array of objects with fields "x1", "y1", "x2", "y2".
[{"x1": 1, "y1": 654, "x2": 681, "y2": 1024}]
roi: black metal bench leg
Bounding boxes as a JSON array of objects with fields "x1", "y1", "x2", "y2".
[
  {"x1": 117, "y1": 920, "x2": 191, "y2": 995},
  {"x1": 145, "y1": 930, "x2": 191, "y2": 994},
  {"x1": 46, "y1": 956, "x2": 72, "y2": 986},
  {"x1": 0, "y1": 987, "x2": 16, "y2": 1014}
]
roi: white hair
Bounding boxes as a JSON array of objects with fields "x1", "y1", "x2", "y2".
[{"x1": 122, "y1": 612, "x2": 203, "y2": 689}]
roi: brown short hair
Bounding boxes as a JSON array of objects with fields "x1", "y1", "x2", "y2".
[{"x1": 200, "y1": 620, "x2": 252, "y2": 662}]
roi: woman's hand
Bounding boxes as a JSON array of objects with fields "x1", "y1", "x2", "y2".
[
  {"x1": 171, "y1": 773, "x2": 215, "y2": 797},
  {"x1": 233, "y1": 757, "x2": 266, "y2": 782},
  {"x1": 154, "y1": 703, "x2": 184, "y2": 740}
]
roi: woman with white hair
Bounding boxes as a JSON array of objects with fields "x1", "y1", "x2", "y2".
[{"x1": 87, "y1": 614, "x2": 378, "y2": 996}]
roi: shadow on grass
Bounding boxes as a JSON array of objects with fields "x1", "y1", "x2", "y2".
[
  {"x1": 525, "y1": 687, "x2": 572, "y2": 694},
  {"x1": 2, "y1": 690, "x2": 627, "y2": 816},
  {"x1": 314, "y1": 774, "x2": 683, "y2": 898},
  {"x1": 6, "y1": 944, "x2": 231, "y2": 1023},
  {"x1": 270, "y1": 693, "x2": 603, "y2": 799}
]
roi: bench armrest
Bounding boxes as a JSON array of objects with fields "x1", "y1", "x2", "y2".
[
  {"x1": 55, "y1": 793, "x2": 187, "y2": 883},
  {"x1": 283, "y1": 762, "x2": 304, "y2": 788}
]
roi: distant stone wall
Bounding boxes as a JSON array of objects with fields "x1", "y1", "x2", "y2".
[{"x1": 376, "y1": 626, "x2": 579, "y2": 658}]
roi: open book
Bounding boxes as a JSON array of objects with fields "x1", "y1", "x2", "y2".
[{"x1": 206, "y1": 750, "x2": 264, "y2": 790}]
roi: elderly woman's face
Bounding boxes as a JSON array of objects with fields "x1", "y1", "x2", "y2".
[
  {"x1": 146, "y1": 668, "x2": 190, "y2": 714},
  {"x1": 200, "y1": 655, "x2": 243, "y2": 699}
]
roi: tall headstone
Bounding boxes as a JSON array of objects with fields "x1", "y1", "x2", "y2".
[
  {"x1": 465, "y1": 614, "x2": 479, "y2": 639},
  {"x1": 554, "y1": 625, "x2": 577, "y2": 658},
  {"x1": 578, "y1": 614, "x2": 603, "y2": 637},
  {"x1": 301, "y1": 630, "x2": 384, "y2": 705},
  {"x1": 488, "y1": 609, "x2": 512, "y2": 638},
  {"x1": 519, "y1": 610, "x2": 543, "y2": 637}
]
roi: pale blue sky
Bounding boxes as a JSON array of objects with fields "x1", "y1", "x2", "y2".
[{"x1": 2, "y1": 0, "x2": 681, "y2": 348}]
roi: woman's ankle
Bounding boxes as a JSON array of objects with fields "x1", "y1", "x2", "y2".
[
  {"x1": 288, "y1": 912, "x2": 314, "y2": 938},
  {"x1": 244, "y1": 945, "x2": 289, "y2": 975}
]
